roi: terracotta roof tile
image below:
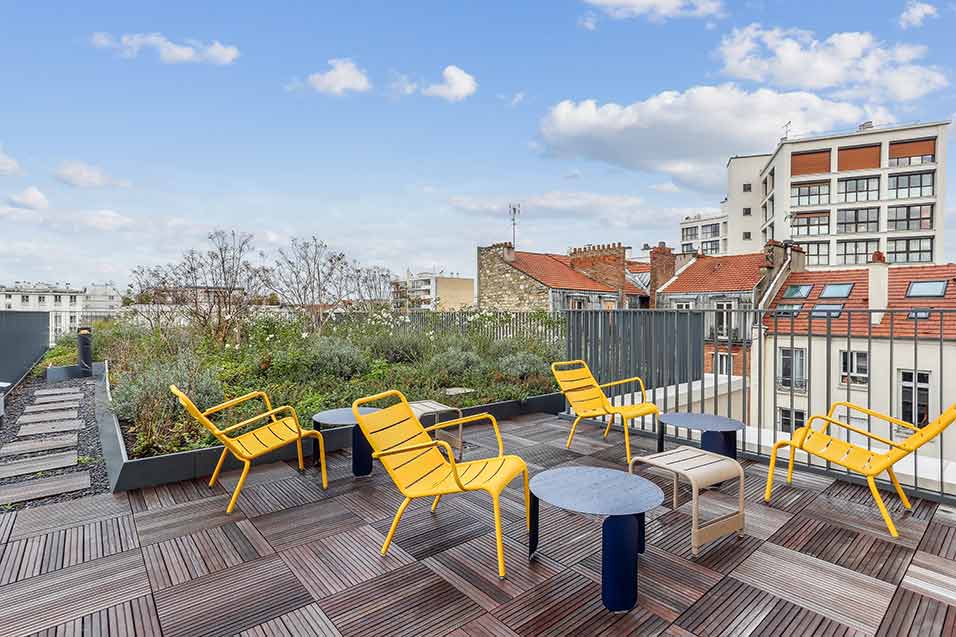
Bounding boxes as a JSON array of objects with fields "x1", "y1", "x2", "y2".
[
  {"x1": 508, "y1": 251, "x2": 646, "y2": 296},
  {"x1": 662, "y1": 253, "x2": 768, "y2": 294},
  {"x1": 626, "y1": 261, "x2": 651, "y2": 274}
]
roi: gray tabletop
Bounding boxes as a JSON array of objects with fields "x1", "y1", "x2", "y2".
[
  {"x1": 659, "y1": 412, "x2": 744, "y2": 432},
  {"x1": 311, "y1": 407, "x2": 379, "y2": 427},
  {"x1": 529, "y1": 467, "x2": 663, "y2": 516}
]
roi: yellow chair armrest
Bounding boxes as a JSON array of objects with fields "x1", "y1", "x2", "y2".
[
  {"x1": 203, "y1": 390, "x2": 274, "y2": 417},
  {"x1": 423, "y1": 412, "x2": 503, "y2": 456},
  {"x1": 221, "y1": 405, "x2": 299, "y2": 435},
  {"x1": 599, "y1": 376, "x2": 648, "y2": 402},
  {"x1": 806, "y1": 414, "x2": 909, "y2": 450},
  {"x1": 373, "y1": 439, "x2": 465, "y2": 490},
  {"x1": 827, "y1": 401, "x2": 918, "y2": 432}
]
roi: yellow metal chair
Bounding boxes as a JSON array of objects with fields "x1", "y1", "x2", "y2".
[
  {"x1": 352, "y1": 390, "x2": 529, "y2": 579},
  {"x1": 765, "y1": 401, "x2": 956, "y2": 537},
  {"x1": 551, "y1": 360, "x2": 659, "y2": 465},
  {"x1": 171, "y1": 385, "x2": 328, "y2": 513}
]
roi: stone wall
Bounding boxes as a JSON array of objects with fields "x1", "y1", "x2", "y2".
[
  {"x1": 476, "y1": 243, "x2": 551, "y2": 311},
  {"x1": 568, "y1": 243, "x2": 626, "y2": 297}
]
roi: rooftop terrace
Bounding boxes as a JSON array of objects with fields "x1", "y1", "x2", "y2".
[{"x1": 0, "y1": 412, "x2": 952, "y2": 636}]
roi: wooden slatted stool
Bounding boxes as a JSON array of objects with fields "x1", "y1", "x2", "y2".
[
  {"x1": 628, "y1": 446, "x2": 745, "y2": 555},
  {"x1": 408, "y1": 399, "x2": 465, "y2": 461}
]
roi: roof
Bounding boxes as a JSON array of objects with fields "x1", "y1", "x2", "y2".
[
  {"x1": 765, "y1": 264, "x2": 956, "y2": 338},
  {"x1": 661, "y1": 253, "x2": 768, "y2": 295},
  {"x1": 509, "y1": 251, "x2": 646, "y2": 295},
  {"x1": 626, "y1": 261, "x2": 651, "y2": 274}
]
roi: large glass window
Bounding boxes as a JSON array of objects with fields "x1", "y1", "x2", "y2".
[
  {"x1": 790, "y1": 182, "x2": 830, "y2": 207},
  {"x1": 799, "y1": 242, "x2": 830, "y2": 266},
  {"x1": 701, "y1": 240, "x2": 720, "y2": 254},
  {"x1": 889, "y1": 153, "x2": 934, "y2": 167},
  {"x1": 777, "y1": 348, "x2": 807, "y2": 391},
  {"x1": 681, "y1": 242, "x2": 694, "y2": 253},
  {"x1": 899, "y1": 370, "x2": 930, "y2": 428},
  {"x1": 887, "y1": 237, "x2": 933, "y2": 263},
  {"x1": 701, "y1": 223, "x2": 720, "y2": 239},
  {"x1": 837, "y1": 176, "x2": 879, "y2": 203},
  {"x1": 792, "y1": 214, "x2": 829, "y2": 236},
  {"x1": 888, "y1": 172, "x2": 933, "y2": 199},
  {"x1": 888, "y1": 204, "x2": 933, "y2": 231},
  {"x1": 836, "y1": 208, "x2": 878, "y2": 234},
  {"x1": 682, "y1": 226, "x2": 698, "y2": 241},
  {"x1": 841, "y1": 351, "x2": 869, "y2": 385},
  {"x1": 837, "y1": 239, "x2": 879, "y2": 264}
]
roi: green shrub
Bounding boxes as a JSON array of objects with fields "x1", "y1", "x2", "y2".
[
  {"x1": 314, "y1": 337, "x2": 367, "y2": 378},
  {"x1": 367, "y1": 332, "x2": 427, "y2": 363},
  {"x1": 496, "y1": 351, "x2": 550, "y2": 381},
  {"x1": 426, "y1": 348, "x2": 483, "y2": 386}
]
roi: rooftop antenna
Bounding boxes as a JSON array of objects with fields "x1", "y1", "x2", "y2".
[
  {"x1": 782, "y1": 120, "x2": 792, "y2": 140},
  {"x1": 509, "y1": 203, "x2": 520, "y2": 248}
]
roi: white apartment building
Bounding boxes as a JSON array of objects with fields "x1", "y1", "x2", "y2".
[
  {"x1": 679, "y1": 210, "x2": 727, "y2": 255},
  {"x1": 691, "y1": 120, "x2": 949, "y2": 266},
  {"x1": 0, "y1": 281, "x2": 123, "y2": 344},
  {"x1": 391, "y1": 271, "x2": 475, "y2": 311}
]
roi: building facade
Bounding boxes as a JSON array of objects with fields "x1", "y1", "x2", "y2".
[
  {"x1": 689, "y1": 120, "x2": 949, "y2": 266},
  {"x1": 0, "y1": 282, "x2": 86, "y2": 343},
  {"x1": 391, "y1": 272, "x2": 475, "y2": 311}
]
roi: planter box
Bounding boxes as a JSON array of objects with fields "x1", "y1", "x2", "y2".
[{"x1": 96, "y1": 364, "x2": 566, "y2": 492}]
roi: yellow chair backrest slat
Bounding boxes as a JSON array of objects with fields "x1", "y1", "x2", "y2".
[
  {"x1": 170, "y1": 384, "x2": 242, "y2": 457},
  {"x1": 551, "y1": 360, "x2": 611, "y2": 414},
  {"x1": 900, "y1": 403, "x2": 956, "y2": 452}
]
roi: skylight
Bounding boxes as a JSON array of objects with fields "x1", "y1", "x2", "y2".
[
  {"x1": 906, "y1": 280, "x2": 948, "y2": 298},
  {"x1": 773, "y1": 304, "x2": 802, "y2": 316},
  {"x1": 783, "y1": 284, "x2": 812, "y2": 299},
  {"x1": 908, "y1": 309, "x2": 931, "y2": 319},
  {"x1": 811, "y1": 303, "x2": 844, "y2": 318},
  {"x1": 819, "y1": 283, "x2": 854, "y2": 298}
]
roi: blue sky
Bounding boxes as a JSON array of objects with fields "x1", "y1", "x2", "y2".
[{"x1": 1, "y1": 0, "x2": 954, "y2": 287}]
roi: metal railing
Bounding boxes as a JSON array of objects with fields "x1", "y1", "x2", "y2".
[{"x1": 564, "y1": 308, "x2": 956, "y2": 503}]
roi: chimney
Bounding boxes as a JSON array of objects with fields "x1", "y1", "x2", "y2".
[
  {"x1": 480, "y1": 241, "x2": 515, "y2": 263},
  {"x1": 648, "y1": 242, "x2": 676, "y2": 308},
  {"x1": 788, "y1": 243, "x2": 806, "y2": 273},
  {"x1": 569, "y1": 243, "x2": 628, "y2": 303},
  {"x1": 868, "y1": 251, "x2": 889, "y2": 324}
]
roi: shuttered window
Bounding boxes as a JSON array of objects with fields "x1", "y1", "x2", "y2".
[
  {"x1": 837, "y1": 145, "x2": 880, "y2": 171},
  {"x1": 791, "y1": 150, "x2": 831, "y2": 176}
]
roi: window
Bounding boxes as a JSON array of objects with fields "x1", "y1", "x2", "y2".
[
  {"x1": 889, "y1": 153, "x2": 934, "y2": 167},
  {"x1": 743, "y1": 232, "x2": 752, "y2": 240},
  {"x1": 777, "y1": 348, "x2": 807, "y2": 391},
  {"x1": 773, "y1": 304, "x2": 802, "y2": 317},
  {"x1": 778, "y1": 408, "x2": 806, "y2": 433},
  {"x1": 899, "y1": 370, "x2": 930, "y2": 428},
  {"x1": 673, "y1": 301, "x2": 693, "y2": 310},
  {"x1": 701, "y1": 223, "x2": 720, "y2": 239},
  {"x1": 908, "y1": 309, "x2": 931, "y2": 319},
  {"x1": 840, "y1": 351, "x2": 868, "y2": 385},
  {"x1": 37, "y1": 295, "x2": 45, "y2": 304},
  {"x1": 887, "y1": 237, "x2": 933, "y2": 264},
  {"x1": 714, "y1": 301, "x2": 733, "y2": 338},
  {"x1": 20, "y1": 295, "x2": 29, "y2": 303},
  {"x1": 682, "y1": 226, "x2": 698, "y2": 241},
  {"x1": 681, "y1": 243, "x2": 694, "y2": 253},
  {"x1": 799, "y1": 242, "x2": 830, "y2": 266},
  {"x1": 743, "y1": 207, "x2": 752, "y2": 216},
  {"x1": 792, "y1": 214, "x2": 829, "y2": 236},
  {"x1": 790, "y1": 182, "x2": 830, "y2": 207},
  {"x1": 783, "y1": 284, "x2": 812, "y2": 299},
  {"x1": 743, "y1": 183, "x2": 752, "y2": 192},
  {"x1": 888, "y1": 172, "x2": 933, "y2": 199},
  {"x1": 837, "y1": 176, "x2": 879, "y2": 203},
  {"x1": 906, "y1": 280, "x2": 947, "y2": 297},
  {"x1": 701, "y1": 240, "x2": 720, "y2": 254},
  {"x1": 715, "y1": 352, "x2": 732, "y2": 375},
  {"x1": 820, "y1": 283, "x2": 853, "y2": 298},
  {"x1": 54, "y1": 295, "x2": 62, "y2": 304},
  {"x1": 569, "y1": 297, "x2": 588, "y2": 310},
  {"x1": 837, "y1": 239, "x2": 879, "y2": 264},
  {"x1": 69, "y1": 295, "x2": 77, "y2": 305},
  {"x1": 888, "y1": 204, "x2": 933, "y2": 231},
  {"x1": 811, "y1": 303, "x2": 844, "y2": 318},
  {"x1": 69, "y1": 314, "x2": 76, "y2": 324},
  {"x1": 836, "y1": 208, "x2": 878, "y2": 234}
]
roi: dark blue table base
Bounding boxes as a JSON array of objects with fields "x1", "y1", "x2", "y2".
[
  {"x1": 352, "y1": 426, "x2": 374, "y2": 476},
  {"x1": 529, "y1": 494, "x2": 645, "y2": 612},
  {"x1": 701, "y1": 430, "x2": 738, "y2": 459}
]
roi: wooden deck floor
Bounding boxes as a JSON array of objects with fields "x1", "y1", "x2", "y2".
[{"x1": 1, "y1": 413, "x2": 954, "y2": 636}]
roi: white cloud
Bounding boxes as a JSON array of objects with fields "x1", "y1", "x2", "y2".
[
  {"x1": 91, "y1": 32, "x2": 240, "y2": 65},
  {"x1": 578, "y1": 13, "x2": 599, "y2": 30},
  {"x1": 899, "y1": 1, "x2": 938, "y2": 28},
  {"x1": 450, "y1": 191, "x2": 651, "y2": 227},
  {"x1": 55, "y1": 161, "x2": 130, "y2": 188},
  {"x1": 539, "y1": 83, "x2": 883, "y2": 191},
  {"x1": 650, "y1": 182, "x2": 680, "y2": 193},
  {"x1": 423, "y1": 66, "x2": 478, "y2": 102},
  {"x1": 583, "y1": 0, "x2": 722, "y2": 21},
  {"x1": 718, "y1": 24, "x2": 947, "y2": 102},
  {"x1": 80, "y1": 209, "x2": 135, "y2": 231},
  {"x1": 307, "y1": 58, "x2": 372, "y2": 95},
  {"x1": 8, "y1": 186, "x2": 49, "y2": 210},
  {"x1": 0, "y1": 144, "x2": 20, "y2": 175},
  {"x1": 389, "y1": 73, "x2": 419, "y2": 96}
]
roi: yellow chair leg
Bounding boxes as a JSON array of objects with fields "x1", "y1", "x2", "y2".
[
  {"x1": 523, "y1": 469, "x2": 531, "y2": 530},
  {"x1": 786, "y1": 445, "x2": 796, "y2": 484},
  {"x1": 603, "y1": 414, "x2": 615, "y2": 440},
  {"x1": 226, "y1": 461, "x2": 250, "y2": 514},
  {"x1": 887, "y1": 468, "x2": 912, "y2": 510},
  {"x1": 210, "y1": 448, "x2": 228, "y2": 488},
  {"x1": 492, "y1": 493, "x2": 506, "y2": 579},
  {"x1": 623, "y1": 418, "x2": 632, "y2": 466},
  {"x1": 382, "y1": 497, "x2": 411, "y2": 555},
  {"x1": 867, "y1": 476, "x2": 899, "y2": 538},
  {"x1": 566, "y1": 416, "x2": 582, "y2": 449},
  {"x1": 296, "y1": 437, "x2": 305, "y2": 470},
  {"x1": 764, "y1": 440, "x2": 789, "y2": 502},
  {"x1": 431, "y1": 495, "x2": 442, "y2": 512},
  {"x1": 315, "y1": 432, "x2": 328, "y2": 490}
]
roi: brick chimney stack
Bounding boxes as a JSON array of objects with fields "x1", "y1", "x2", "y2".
[
  {"x1": 568, "y1": 243, "x2": 627, "y2": 298},
  {"x1": 648, "y1": 242, "x2": 676, "y2": 308}
]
